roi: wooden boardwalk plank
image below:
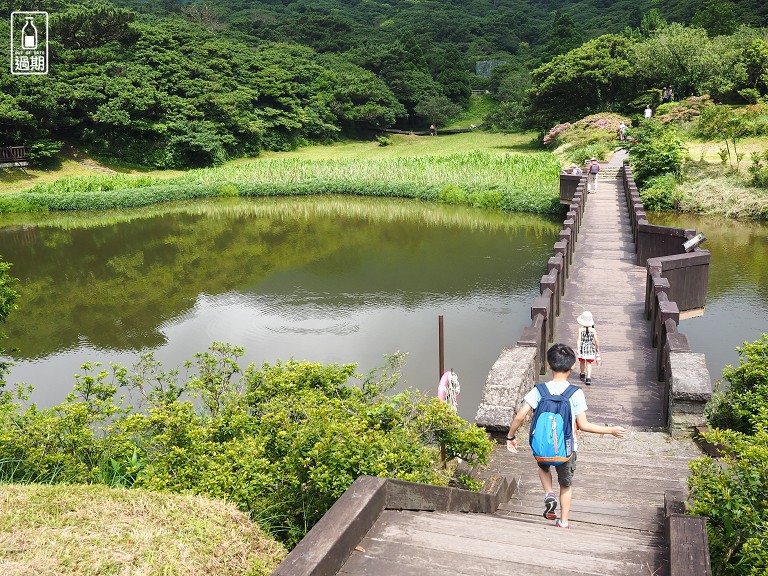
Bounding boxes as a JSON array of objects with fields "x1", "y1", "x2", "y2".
[{"x1": 557, "y1": 157, "x2": 665, "y2": 429}]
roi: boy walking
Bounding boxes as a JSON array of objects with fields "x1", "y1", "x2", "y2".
[{"x1": 505, "y1": 343, "x2": 625, "y2": 528}]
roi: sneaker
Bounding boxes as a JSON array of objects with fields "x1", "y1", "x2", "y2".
[
  {"x1": 585, "y1": 377, "x2": 592, "y2": 386},
  {"x1": 554, "y1": 519, "x2": 570, "y2": 529},
  {"x1": 543, "y1": 493, "x2": 558, "y2": 520},
  {"x1": 579, "y1": 373, "x2": 585, "y2": 381}
]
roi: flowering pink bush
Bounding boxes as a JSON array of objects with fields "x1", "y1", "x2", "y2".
[
  {"x1": 543, "y1": 122, "x2": 571, "y2": 147},
  {"x1": 544, "y1": 113, "x2": 630, "y2": 148}
]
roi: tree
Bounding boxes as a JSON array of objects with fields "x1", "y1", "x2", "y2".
[
  {"x1": 414, "y1": 95, "x2": 461, "y2": 127},
  {"x1": 633, "y1": 24, "x2": 745, "y2": 100},
  {"x1": 691, "y1": 0, "x2": 738, "y2": 38},
  {"x1": 697, "y1": 105, "x2": 750, "y2": 170},
  {"x1": 639, "y1": 9, "x2": 666, "y2": 38},
  {"x1": 742, "y1": 38, "x2": 768, "y2": 93},
  {"x1": 529, "y1": 35, "x2": 639, "y2": 128},
  {"x1": 543, "y1": 14, "x2": 584, "y2": 60}
]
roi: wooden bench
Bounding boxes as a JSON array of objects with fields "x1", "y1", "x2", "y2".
[{"x1": 0, "y1": 145, "x2": 30, "y2": 170}]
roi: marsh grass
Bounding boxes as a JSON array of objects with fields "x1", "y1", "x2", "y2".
[
  {"x1": 0, "y1": 483, "x2": 286, "y2": 576},
  {"x1": 0, "y1": 151, "x2": 562, "y2": 215}
]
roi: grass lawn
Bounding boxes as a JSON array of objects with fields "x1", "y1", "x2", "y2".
[
  {"x1": 245, "y1": 131, "x2": 540, "y2": 162},
  {"x1": 0, "y1": 158, "x2": 183, "y2": 194},
  {"x1": 686, "y1": 136, "x2": 768, "y2": 165}
]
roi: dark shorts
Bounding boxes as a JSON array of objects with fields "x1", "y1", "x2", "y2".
[{"x1": 538, "y1": 452, "x2": 577, "y2": 487}]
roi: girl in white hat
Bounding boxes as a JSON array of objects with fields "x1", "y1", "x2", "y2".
[{"x1": 576, "y1": 311, "x2": 600, "y2": 385}]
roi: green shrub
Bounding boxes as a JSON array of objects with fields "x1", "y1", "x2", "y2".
[
  {"x1": 690, "y1": 335, "x2": 768, "y2": 575},
  {"x1": 217, "y1": 183, "x2": 240, "y2": 197},
  {"x1": 376, "y1": 135, "x2": 392, "y2": 147},
  {"x1": 706, "y1": 335, "x2": 768, "y2": 435},
  {"x1": 689, "y1": 427, "x2": 768, "y2": 576},
  {"x1": 627, "y1": 120, "x2": 687, "y2": 185},
  {"x1": 639, "y1": 173, "x2": 685, "y2": 211},
  {"x1": 439, "y1": 184, "x2": 467, "y2": 205},
  {"x1": 0, "y1": 346, "x2": 493, "y2": 548}
]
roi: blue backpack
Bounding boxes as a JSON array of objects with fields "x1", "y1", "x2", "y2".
[{"x1": 529, "y1": 383, "x2": 579, "y2": 465}]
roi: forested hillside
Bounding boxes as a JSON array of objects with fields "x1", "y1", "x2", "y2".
[{"x1": 1, "y1": 0, "x2": 767, "y2": 168}]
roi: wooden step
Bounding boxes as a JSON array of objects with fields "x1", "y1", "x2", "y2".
[{"x1": 338, "y1": 510, "x2": 668, "y2": 576}]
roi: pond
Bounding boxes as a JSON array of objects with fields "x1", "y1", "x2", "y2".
[
  {"x1": 650, "y1": 212, "x2": 768, "y2": 387},
  {"x1": 0, "y1": 196, "x2": 561, "y2": 421}
]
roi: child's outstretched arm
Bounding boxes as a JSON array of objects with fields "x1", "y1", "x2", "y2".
[
  {"x1": 506, "y1": 402, "x2": 532, "y2": 452},
  {"x1": 576, "y1": 412, "x2": 625, "y2": 438}
]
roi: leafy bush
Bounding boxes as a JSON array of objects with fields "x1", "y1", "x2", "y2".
[
  {"x1": 706, "y1": 335, "x2": 768, "y2": 435},
  {"x1": 655, "y1": 95, "x2": 713, "y2": 125},
  {"x1": 25, "y1": 140, "x2": 63, "y2": 166},
  {"x1": 376, "y1": 135, "x2": 392, "y2": 147},
  {"x1": 690, "y1": 335, "x2": 768, "y2": 576},
  {"x1": 627, "y1": 120, "x2": 687, "y2": 186},
  {"x1": 639, "y1": 173, "x2": 685, "y2": 211},
  {"x1": 689, "y1": 427, "x2": 768, "y2": 576},
  {"x1": 0, "y1": 346, "x2": 493, "y2": 547}
]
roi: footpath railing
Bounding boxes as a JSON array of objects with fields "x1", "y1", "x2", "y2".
[
  {"x1": 622, "y1": 163, "x2": 712, "y2": 435},
  {"x1": 475, "y1": 175, "x2": 586, "y2": 430},
  {"x1": 271, "y1": 474, "x2": 517, "y2": 576}
]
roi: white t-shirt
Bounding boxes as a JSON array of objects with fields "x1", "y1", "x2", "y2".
[{"x1": 524, "y1": 380, "x2": 587, "y2": 452}]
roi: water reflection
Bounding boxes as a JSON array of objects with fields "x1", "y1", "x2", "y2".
[
  {"x1": 0, "y1": 196, "x2": 560, "y2": 420},
  {"x1": 649, "y1": 212, "x2": 768, "y2": 383}
]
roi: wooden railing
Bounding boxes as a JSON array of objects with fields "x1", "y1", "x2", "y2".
[
  {"x1": 0, "y1": 145, "x2": 29, "y2": 168},
  {"x1": 475, "y1": 175, "x2": 586, "y2": 431},
  {"x1": 272, "y1": 474, "x2": 517, "y2": 576},
  {"x1": 620, "y1": 164, "x2": 712, "y2": 435}
]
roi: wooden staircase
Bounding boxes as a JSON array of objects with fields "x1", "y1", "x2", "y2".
[{"x1": 332, "y1": 432, "x2": 699, "y2": 576}]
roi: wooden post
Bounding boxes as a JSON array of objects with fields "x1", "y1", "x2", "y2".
[{"x1": 438, "y1": 314, "x2": 444, "y2": 381}]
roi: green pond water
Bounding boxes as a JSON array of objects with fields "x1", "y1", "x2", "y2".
[
  {"x1": 2, "y1": 197, "x2": 764, "y2": 421},
  {"x1": 650, "y1": 212, "x2": 768, "y2": 387},
  {"x1": 0, "y1": 196, "x2": 561, "y2": 421}
]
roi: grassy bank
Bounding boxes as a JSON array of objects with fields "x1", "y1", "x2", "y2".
[
  {"x1": 676, "y1": 161, "x2": 768, "y2": 220},
  {"x1": 0, "y1": 483, "x2": 286, "y2": 576},
  {"x1": 0, "y1": 150, "x2": 563, "y2": 215}
]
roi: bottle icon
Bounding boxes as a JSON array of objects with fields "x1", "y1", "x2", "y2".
[{"x1": 22, "y1": 16, "x2": 38, "y2": 50}]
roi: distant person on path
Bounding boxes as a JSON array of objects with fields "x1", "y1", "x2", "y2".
[
  {"x1": 587, "y1": 158, "x2": 599, "y2": 194},
  {"x1": 576, "y1": 310, "x2": 600, "y2": 385},
  {"x1": 430, "y1": 123, "x2": 437, "y2": 136},
  {"x1": 618, "y1": 121, "x2": 627, "y2": 142},
  {"x1": 644, "y1": 105, "x2": 653, "y2": 119},
  {"x1": 505, "y1": 344, "x2": 625, "y2": 529},
  {"x1": 571, "y1": 163, "x2": 582, "y2": 175}
]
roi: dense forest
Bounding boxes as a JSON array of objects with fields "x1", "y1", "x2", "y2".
[{"x1": 1, "y1": 0, "x2": 767, "y2": 167}]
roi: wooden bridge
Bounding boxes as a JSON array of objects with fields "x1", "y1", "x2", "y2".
[{"x1": 272, "y1": 152, "x2": 714, "y2": 576}]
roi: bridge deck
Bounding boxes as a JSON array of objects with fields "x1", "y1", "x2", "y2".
[
  {"x1": 311, "y1": 152, "x2": 702, "y2": 576},
  {"x1": 558, "y1": 151, "x2": 666, "y2": 428}
]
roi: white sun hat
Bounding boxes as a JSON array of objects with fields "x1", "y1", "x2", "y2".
[{"x1": 577, "y1": 311, "x2": 595, "y2": 326}]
